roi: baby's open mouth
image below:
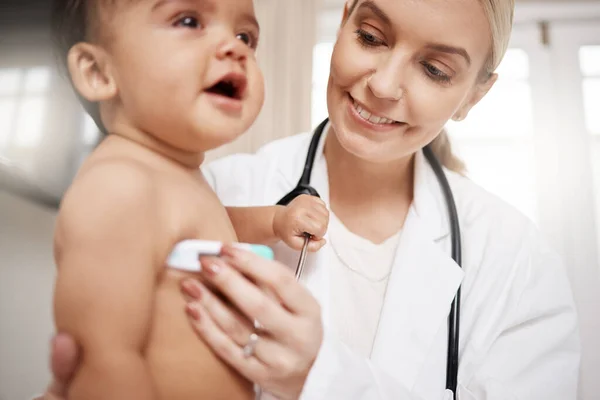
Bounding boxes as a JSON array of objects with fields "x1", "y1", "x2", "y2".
[{"x1": 206, "y1": 73, "x2": 247, "y2": 100}]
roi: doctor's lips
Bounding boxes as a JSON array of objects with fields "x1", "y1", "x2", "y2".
[{"x1": 205, "y1": 72, "x2": 247, "y2": 100}]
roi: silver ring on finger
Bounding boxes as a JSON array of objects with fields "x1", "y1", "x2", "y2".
[
  {"x1": 253, "y1": 319, "x2": 264, "y2": 332},
  {"x1": 243, "y1": 332, "x2": 259, "y2": 358}
]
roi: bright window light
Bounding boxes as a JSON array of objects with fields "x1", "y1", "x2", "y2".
[
  {"x1": 448, "y1": 48, "x2": 537, "y2": 222},
  {"x1": 0, "y1": 69, "x2": 23, "y2": 96},
  {"x1": 14, "y1": 97, "x2": 47, "y2": 147},
  {"x1": 312, "y1": 42, "x2": 334, "y2": 128},
  {"x1": 580, "y1": 46, "x2": 600, "y2": 76},
  {"x1": 23, "y1": 67, "x2": 52, "y2": 94}
]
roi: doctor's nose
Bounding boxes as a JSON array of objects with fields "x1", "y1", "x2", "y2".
[
  {"x1": 216, "y1": 35, "x2": 248, "y2": 63},
  {"x1": 367, "y1": 56, "x2": 405, "y2": 101}
]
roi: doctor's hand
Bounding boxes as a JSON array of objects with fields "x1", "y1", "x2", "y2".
[
  {"x1": 182, "y1": 245, "x2": 324, "y2": 400},
  {"x1": 273, "y1": 194, "x2": 329, "y2": 252},
  {"x1": 33, "y1": 333, "x2": 80, "y2": 400}
]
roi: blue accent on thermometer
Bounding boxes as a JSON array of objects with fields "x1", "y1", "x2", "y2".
[{"x1": 166, "y1": 239, "x2": 274, "y2": 272}]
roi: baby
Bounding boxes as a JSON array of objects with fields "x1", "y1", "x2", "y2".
[{"x1": 50, "y1": 0, "x2": 328, "y2": 399}]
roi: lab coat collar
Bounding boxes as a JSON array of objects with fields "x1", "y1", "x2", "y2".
[{"x1": 412, "y1": 149, "x2": 452, "y2": 242}]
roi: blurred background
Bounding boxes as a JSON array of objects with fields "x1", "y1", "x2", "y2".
[{"x1": 0, "y1": 0, "x2": 599, "y2": 399}]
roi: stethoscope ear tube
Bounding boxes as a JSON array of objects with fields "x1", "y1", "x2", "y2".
[{"x1": 423, "y1": 145, "x2": 462, "y2": 396}]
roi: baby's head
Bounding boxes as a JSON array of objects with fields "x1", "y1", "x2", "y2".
[{"x1": 53, "y1": 0, "x2": 264, "y2": 155}]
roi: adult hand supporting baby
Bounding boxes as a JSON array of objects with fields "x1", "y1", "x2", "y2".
[
  {"x1": 182, "y1": 244, "x2": 323, "y2": 400},
  {"x1": 40, "y1": 246, "x2": 323, "y2": 400},
  {"x1": 35, "y1": 334, "x2": 79, "y2": 400}
]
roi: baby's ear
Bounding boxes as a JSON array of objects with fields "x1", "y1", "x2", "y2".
[{"x1": 67, "y1": 43, "x2": 118, "y2": 103}]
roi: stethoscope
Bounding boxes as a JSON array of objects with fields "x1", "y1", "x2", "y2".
[{"x1": 276, "y1": 117, "x2": 463, "y2": 398}]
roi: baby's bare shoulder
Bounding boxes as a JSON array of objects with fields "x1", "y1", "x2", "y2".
[{"x1": 55, "y1": 159, "x2": 166, "y2": 252}]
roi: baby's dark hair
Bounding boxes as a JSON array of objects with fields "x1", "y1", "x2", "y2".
[{"x1": 51, "y1": 0, "x2": 123, "y2": 135}]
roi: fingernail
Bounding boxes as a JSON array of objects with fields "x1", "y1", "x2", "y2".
[
  {"x1": 186, "y1": 304, "x2": 201, "y2": 321},
  {"x1": 201, "y1": 257, "x2": 222, "y2": 277},
  {"x1": 182, "y1": 280, "x2": 202, "y2": 299},
  {"x1": 220, "y1": 244, "x2": 239, "y2": 257}
]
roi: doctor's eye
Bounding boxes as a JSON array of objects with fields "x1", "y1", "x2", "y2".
[
  {"x1": 421, "y1": 61, "x2": 452, "y2": 84},
  {"x1": 174, "y1": 14, "x2": 202, "y2": 29},
  {"x1": 355, "y1": 28, "x2": 385, "y2": 48}
]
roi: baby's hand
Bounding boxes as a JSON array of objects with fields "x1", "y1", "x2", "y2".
[{"x1": 273, "y1": 195, "x2": 329, "y2": 252}]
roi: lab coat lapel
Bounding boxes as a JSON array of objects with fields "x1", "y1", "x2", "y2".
[{"x1": 370, "y1": 151, "x2": 464, "y2": 390}]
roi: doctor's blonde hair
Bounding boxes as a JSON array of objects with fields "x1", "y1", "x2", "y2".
[{"x1": 346, "y1": 0, "x2": 515, "y2": 173}]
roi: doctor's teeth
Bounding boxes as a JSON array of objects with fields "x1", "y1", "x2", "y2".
[
  {"x1": 369, "y1": 115, "x2": 382, "y2": 124},
  {"x1": 353, "y1": 101, "x2": 395, "y2": 125}
]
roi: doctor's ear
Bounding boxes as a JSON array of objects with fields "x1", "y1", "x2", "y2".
[
  {"x1": 67, "y1": 43, "x2": 118, "y2": 103},
  {"x1": 453, "y1": 72, "x2": 498, "y2": 122}
]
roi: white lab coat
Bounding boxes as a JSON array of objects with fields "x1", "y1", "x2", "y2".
[{"x1": 203, "y1": 130, "x2": 580, "y2": 400}]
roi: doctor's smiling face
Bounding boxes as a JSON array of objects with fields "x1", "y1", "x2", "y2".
[{"x1": 327, "y1": 0, "x2": 502, "y2": 164}]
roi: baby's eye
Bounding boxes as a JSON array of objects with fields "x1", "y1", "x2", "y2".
[
  {"x1": 237, "y1": 32, "x2": 257, "y2": 48},
  {"x1": 237, "y1": 32, "x2": 250, "y2": 45},
  {"x1": 174, "y1": 15, "x2": 201, "y2": 29}
]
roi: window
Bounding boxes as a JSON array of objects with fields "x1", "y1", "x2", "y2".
[
  {"x1": 448, "y1": 48, "x2": 538, "y2": 222},
  {"x1": 312, "y1": 42, "x2": 334, "y2": 128},
  {"x1": 581, "y1": 46, "x2": 600, "y2": 136},
  {"x1": 0, "y1": 67, "x2": 51, "y2": 152},
  {"x1": 580, "y1": 45, "x2": 600, "y2": 255}
]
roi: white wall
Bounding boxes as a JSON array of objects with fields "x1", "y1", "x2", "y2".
[{"x1": 0, "y1": 191, "x2": 56, "y2": 400}]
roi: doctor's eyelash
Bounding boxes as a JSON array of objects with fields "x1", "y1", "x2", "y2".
[
  {"x1": 355, "y1": 29, "x2": 385, "y2": 48},
  {"x1": 421, "y1": 62, "x2": 452, "y2": 84}
]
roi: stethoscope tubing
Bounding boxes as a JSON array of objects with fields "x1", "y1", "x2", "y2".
[{"x1": 271, "y1": 118, "x2": 462, "y2": 399}]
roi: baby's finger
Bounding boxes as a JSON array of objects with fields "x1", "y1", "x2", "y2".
[
  {"x1": 296, "y1": 222, "x2": 321, "y2": 239},
  {"x1": 309, "y1": 196, "x2": 327, "y2": 207},
  {"x1": 307, "y1": 238, "x2": 326, "y2": 252},
  {"x1": 301, "y1": 215, "x2": 328, "y2": 239},
  {"x1": 312, "y1": 201, "x2": 329, "y2": 215},
  {"x1": 284, "y1": 235, "x2": 307, "y2": 251}
]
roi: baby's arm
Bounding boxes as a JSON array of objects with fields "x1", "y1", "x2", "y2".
[
  {"x1": 226, "y1": 194, "x2": 329, "y2": 251},
  {"x1": 226, "y1": 205, "x2": 282, "y2": 244},
  {"x1": 53, "y1": 165, "x2": 161, "y2": 400}
]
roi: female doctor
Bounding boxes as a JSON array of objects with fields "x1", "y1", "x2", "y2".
[{"x1": 42, "y1": 0, "x2": 580, "y2": 399}]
